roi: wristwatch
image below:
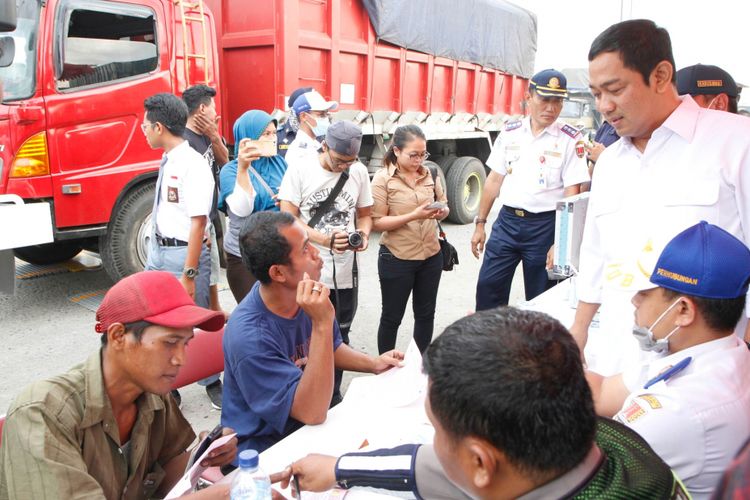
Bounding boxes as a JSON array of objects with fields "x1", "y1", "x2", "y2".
[
  {"x1": 183, "y1": 267, "x2": 199, "y2": 279},
  {"x1": 473, "y1": 216, "x2": 487, "y2": 225}
]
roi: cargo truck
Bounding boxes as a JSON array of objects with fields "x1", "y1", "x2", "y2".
[{"x1": 0, "y1": 0, "x2": 536, "y2": 281}]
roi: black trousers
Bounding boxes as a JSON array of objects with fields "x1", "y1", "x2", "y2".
[
  {"x1": 226, "y1": 252, "x2": 257, "y2": 304},
  {"x1": 377, "y1": 246, "x2": 442, "y2": 354},
  {"x1": 329, "y1": 287, "x2": 356, "y2": 407}
]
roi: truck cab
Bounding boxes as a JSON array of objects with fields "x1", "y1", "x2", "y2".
[{"x1": 1, "y1": 0, "x2": 217, "y2": 279}]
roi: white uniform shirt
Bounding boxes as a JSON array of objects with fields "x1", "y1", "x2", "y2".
[
  {"x1": 284, "y1": 130, "x2": 321, "y2": 171},
  {"x1": 616, "y1": 335, "x2": 750, "y2": 499},
  {"x1": 155, "y1": 140, "x2": 215, "y2": 242},
  {"x1": 577, "y1": 96, "x2": 750, "y2": 374},
  {"x1": 486, "y1": 117, "x2": 589, "y2": 213},
  {"x1": 278, "y1": 159, "x2": 373, "y2": 289}
]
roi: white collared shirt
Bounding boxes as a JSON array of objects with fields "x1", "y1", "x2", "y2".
[
  {"x1": 155, "y1": 140, "x2": 214, "y2": 242},
  {"x1": 616, "y1": 335, "x2": 750, "y2": 499},
  {"x1": 576, "y1": 96, "x2": 750, "y2": 374},
  {"x1": 486, "y1": 117, "x2": 589, "y2": 212},
  {"x1": 284, "y1": 130, "x2": 322, "y2": 171}
]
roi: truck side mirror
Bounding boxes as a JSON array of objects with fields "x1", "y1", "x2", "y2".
[
  {"x1": 0, "y1": 36, "x2": 14, "y2": 67},
  {"x1": 0, "y1": 1, "x2": 17, "y2": 32}
]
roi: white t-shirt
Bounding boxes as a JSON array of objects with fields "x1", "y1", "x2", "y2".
[
  {"x1": 155, "y1": 140, "x2": 214, "y2": 242},
  {"x1": 616, "y1": 335, "x2": 750, "y2": 499},
  {"x1": 278, "y1": 159, "x2": 373, "y2": 288},
  {"x1": 486, "y1": 117, "x2": 589, "y2": 213}
]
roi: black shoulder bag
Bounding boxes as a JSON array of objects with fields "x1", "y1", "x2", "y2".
[{"x1": 427, "y1": 166, "x2": 459, "y2": 271}]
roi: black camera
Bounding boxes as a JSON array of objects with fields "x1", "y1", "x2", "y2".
[{"x1": 347, "y1": 231, "x2": 364, "y2": 249}]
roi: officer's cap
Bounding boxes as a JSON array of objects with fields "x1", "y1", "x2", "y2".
[
  {"x1": 676, "y1": 64, "x2": 738, "y2": 98},
  {"x1": 529, "y1": 69, "x2": 568, "y2": 98},
  {"x1": 292, "y1": 90, "x2": 338, "y2": 115},
  {"x1": 649, "y1": 221, "x2": 750, "y2": 299}
]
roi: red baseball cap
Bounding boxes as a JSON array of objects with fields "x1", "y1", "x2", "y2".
[{"x1": 95, "y1": 271, "x2": 225, "y2": 333}]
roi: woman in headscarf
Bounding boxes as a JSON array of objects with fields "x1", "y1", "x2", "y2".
[{"x1": 219, "y1": 110, "x2": 288, "y2": 303}]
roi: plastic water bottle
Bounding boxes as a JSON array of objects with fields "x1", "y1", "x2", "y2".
[{"x1": 230, "y1": 449, "x2": 272, "y2": 499}]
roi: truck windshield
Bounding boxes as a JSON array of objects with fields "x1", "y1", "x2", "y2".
[
  {"x1": 0, "y1": 0, "x2": 40, "y2": 102},
  {"x1": 560, "y1": 100, "x2": 583, "y2": 119}
]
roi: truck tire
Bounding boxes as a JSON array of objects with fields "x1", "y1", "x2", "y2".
[
  {"x1": 99, "y1": 182, "x2": 154, "y2": 281},
  {"x1": 422, "y1": 160, "x2": 447, "y2": 197},
  {"x1": 434, "y1": 155, "x2": 458, "y2": 176},
  {"x1": 445, "y1": 156, "x2": 486, "y2": 224},
  {"x1": 14, "y1": 241, "x2": 83, "y2": 265}
]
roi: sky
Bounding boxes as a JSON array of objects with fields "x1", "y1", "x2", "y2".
[{"x1": 509, "y1": 0, "x2": 750, "y2": 105}]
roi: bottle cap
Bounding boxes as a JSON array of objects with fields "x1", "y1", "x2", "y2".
[{"x1": 238, "y1": 449, "x2": 259, "y2": 469}]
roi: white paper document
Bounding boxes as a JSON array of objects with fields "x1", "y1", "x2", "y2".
[{"x1": 166, "y1": 432, "x2": 237, "y2": 498}]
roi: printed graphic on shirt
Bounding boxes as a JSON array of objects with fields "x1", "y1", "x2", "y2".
[
  {"x1": 308, "y1": 188, "x2": 356, "y2": 234},
  {"x1": 292, "y1": 338, "x2": 311, "y2": 367}
]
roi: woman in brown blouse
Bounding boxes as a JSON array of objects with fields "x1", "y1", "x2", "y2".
[{"x1": 371, "y1": 125, "x2": 449, "y2": 353}]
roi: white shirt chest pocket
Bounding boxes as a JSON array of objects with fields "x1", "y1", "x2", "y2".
[
  {"x1": 540, "y1": 152, "x2": 565, "y2": 190},
  {"x1": 659, "y1": 176, "x2": 720, "y2": 222}
]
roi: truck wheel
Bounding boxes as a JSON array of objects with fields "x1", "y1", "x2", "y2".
[
  {"x1": 422, "y1": 160, "x2": 447, "y2": 197},
  {"x1": 445, "y1": 156, "x2": 486, "y2": 224},
  {"x1": 14, "y1": 241, "x2": 83, "y2": 265},
  {"x1": 434, "y1": 155, "x2": 458, "y2": 176},
  {"x1": 99, "y1": 182, "x2": 154, "y2": 281}
]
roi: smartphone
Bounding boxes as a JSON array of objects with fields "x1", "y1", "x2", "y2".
[
  {"x1": 254, "y1": 139, "x2": 277, "y2": 157},
  {"x1": 426, "y1": 201, "x2": 447, "y2": 210},
  {"x1": 190, "y1": 424, "x2": 224, "y2": 467}
]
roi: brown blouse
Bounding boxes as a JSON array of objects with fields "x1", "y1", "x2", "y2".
[{"x1": 371, "y1": 164, "x2": 447, "y2": 260}]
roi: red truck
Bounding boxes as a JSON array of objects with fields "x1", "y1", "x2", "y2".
[{"x1": 0, "y1": 0, "x2": 536, "y2": 281}]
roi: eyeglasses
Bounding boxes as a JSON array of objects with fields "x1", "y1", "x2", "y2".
[
  {"x1": 310, "y1": 111, "x2": 330, "y2": 119},
  {"x1": 404, "y1": 151, "x2": 430, "y2": 161},
  {"x1": 327, "y1": 151, "x2": 357, "y2": 168}
]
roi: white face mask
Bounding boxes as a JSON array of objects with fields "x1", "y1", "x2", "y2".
[
  {"x1": 631, "y1": 298, "x2": 682, "y2": 353},
  {"x1": 705, "y1": 96, "x2": 718, "y2": 110},
  {"x1": 309, "y1": 116, "x2": 330, "y2": 139}
]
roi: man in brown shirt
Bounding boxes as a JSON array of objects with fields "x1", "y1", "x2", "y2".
[{"x1": 0, "y1": 271, "x2": 237, "y2": 499}]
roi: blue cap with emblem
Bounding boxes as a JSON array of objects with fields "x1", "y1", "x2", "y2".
[
  {"x1": 529, "y1": 69, "x2": 568, "y2": 98},
  {"x1": 676, "y1": 64, "x2": 738, "y2": 98},
  {"x1": 650, "y1": 221, "x2": 750, "y2": 299}
]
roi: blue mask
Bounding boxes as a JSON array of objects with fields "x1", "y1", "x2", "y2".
[{"x1": 311, "y1": 116, "x2": 330, "y2": 140}]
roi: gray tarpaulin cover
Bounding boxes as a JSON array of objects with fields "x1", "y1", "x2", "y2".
[{"x1": 362, "y1": 0, "x2": 537, "y2": 78}]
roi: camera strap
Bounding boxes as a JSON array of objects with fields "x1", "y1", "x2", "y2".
[
  {"x1": 426, "y1": 165, "x2": 447, "y2": 239},
  {"x1": 307, "y1": 170, "x2": 349, "y2": 229}
]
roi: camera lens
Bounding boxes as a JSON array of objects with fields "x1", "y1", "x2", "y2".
[{"x1": 347, "y1": 232, "x2": 363, "y2": 248}]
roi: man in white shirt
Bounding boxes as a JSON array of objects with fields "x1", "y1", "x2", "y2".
[
  {"x1": 572, "y1": 19, "x2": 750, "y2": 375},
  {"x1": 285, "y1": 90, "x2": 338, "y2": 169},
  {"x1": 278, "y1": 122, "x2": 372, "y2": 405},
  {"x1": 587, "y1": 221, "x2": 750, "y2": 499},
  {"x1": 143, "y1": 93, "x2": 214, "y2": 309},
  {"x1": 471, "y1": 69, "x2": 590, "y2": 310}
]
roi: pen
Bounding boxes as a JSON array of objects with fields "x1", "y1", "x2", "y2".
[
  {"x1": 292, "y1": 474, "x2": 301, "y2": 499},
  {"x1": 643, "y1": 356, "x2": 692, "y2": 389}
]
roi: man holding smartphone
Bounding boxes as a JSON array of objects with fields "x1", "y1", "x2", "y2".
[{"x1": 278, "y1": 122, "x2": 372, "y2": 405}]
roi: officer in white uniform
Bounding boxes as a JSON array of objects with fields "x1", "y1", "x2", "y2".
[
  {"x1": 587, "y1": 221, "x2": 750, "y2": 500},
  {"x1": 471, "y1": 69, "x2": 590, "y2": 311},
  {"x1": 277, "y1": 86, "x2": 312, "y2": 158},
  {"x1": 285, "y1": 90, "x2": 338, "y2": 170},
  {"x1": 573, "y1": 20, "x2": 750, "y2": 376}
]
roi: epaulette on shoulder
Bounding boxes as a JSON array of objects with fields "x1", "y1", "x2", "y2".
[
  {"x1": 560, "y1": 124, "x2": 581, "y2": 139},
  {"x1": 505, "y1": 120, "x2": 522, "y2": 132}
]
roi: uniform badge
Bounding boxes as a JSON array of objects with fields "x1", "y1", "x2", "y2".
[
  {"x1": 539, "y1": 155, "x2": 546, "y2": 164},
  {"x1": 560, "y1": 124, "x2": 580, "y2": 139},
  {"x1": 167, "y1": 186, "x2": 179, "y2": 203},
  {"x1": 507, "y1": 165, "x2": 513, "y2": 174},
  {"x1": 548, "y1": 77, "x2": 560, "y2": 89},
  {"x1": 505, "y1": 120, "x2": 522, "y2": 132},
  {"x1": 575, "y1": 140, "x2": 585, "y2": 158}
]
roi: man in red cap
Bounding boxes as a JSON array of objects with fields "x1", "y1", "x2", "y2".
[{"x1": 0, "y1": 271, "x2": 237, "y2": 499}]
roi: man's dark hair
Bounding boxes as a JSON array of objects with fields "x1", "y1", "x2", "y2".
[
  {"x1": 101, "y1": 320, "x2": 153, "y2": 346},
  {"x1": 423, "y1": 308, "x2": 596, "y2": 482},
  {"x1": 239, "y1": 211, "x2": 296, "y2": 284},
  {"x1": 182, "y1": 84, "x2": 217, "y2": 116},
  {"x1": 662, "y1": 288, "x2": 746, "y2": 332},
  {"x1": 588, "y1": 19, "x2": 676, "y2": 85},
  {"x1": 144, "y1": 93, "x2": 188, "y2": 137}
]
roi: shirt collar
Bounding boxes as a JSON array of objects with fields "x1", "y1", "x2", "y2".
[
  {"x1": 518, "y1": 445, "x2": 603, "y2": 500},
  {"x1": 165, "y1": 139, "x2": 190, "y2": 160},
  {"x1": 658, "y1": 334, "x2": 741, "y2": 367},
  {"x1": 297, "y1": 130, "x2": 322, "y2": 150},
  {"x1": 386, "y1": 163, "x2": 429, "y2": 179},
  {"x1": 80, "y1": 350, "x2": 165, "y2": 432},
  {"x1": 523, "y1": 116, "x2": 560, "y2": 138},
  {"x1": 659, "y1": 95, "x2": 700, "y2": 143}
]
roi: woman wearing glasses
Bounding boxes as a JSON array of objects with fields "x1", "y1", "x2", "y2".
[
  {"x1": 371, "y1": 125, "x2": 449, "y2": 354},
  {"x1": 219, "y1": 110, "x2": 288, "y2": 303}
]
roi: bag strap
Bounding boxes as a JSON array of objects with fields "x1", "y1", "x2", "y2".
[
  {"x1": 248, "y1": 166, "x2": 276, "y2": 199},
  {"x1": 426, "y1": 165, "x2": 448, "y2": 240},
  {"x1": 307, "y1": 170, "x2": 350, "y2": 228}
]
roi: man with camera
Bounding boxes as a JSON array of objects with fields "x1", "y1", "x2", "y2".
[{"x1": 279, "y1": 121, "x2": 372, "y2": 404}]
